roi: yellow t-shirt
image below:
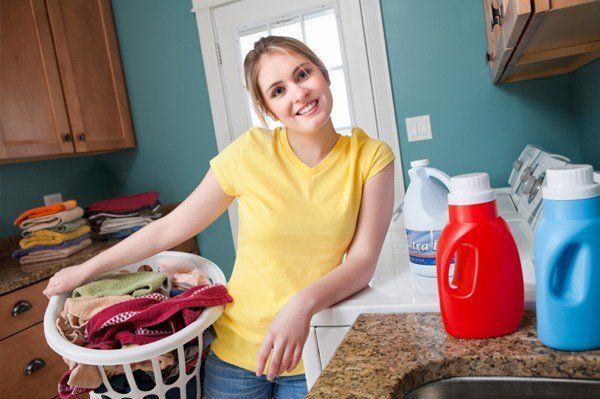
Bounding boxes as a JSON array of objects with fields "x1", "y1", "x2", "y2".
[{"x1": 208, "y1": 126, "x2": 395, "y2": 375}]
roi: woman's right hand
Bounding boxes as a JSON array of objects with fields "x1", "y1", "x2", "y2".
[{"x1": 43, "y1": 263, "x2": 93, "y2": 298}]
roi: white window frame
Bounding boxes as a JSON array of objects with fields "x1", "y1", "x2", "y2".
[{"x1": 192, "y1": 0, "x2": 405, "y2": 249}]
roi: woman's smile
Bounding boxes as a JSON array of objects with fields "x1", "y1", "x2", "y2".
[{"x1": 296, "y1": 99, "x2": 319, "y2": 117}]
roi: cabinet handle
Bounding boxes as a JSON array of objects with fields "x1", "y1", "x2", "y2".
[
  {"x1": 63, "y1": 133, "x2": 73, "y2": 142},
  {"x1": 11, "y1": 300, "x2": 32, "y2": 317},
  {"x1": 24, "y1": 358, "x2": 46, "y2": 375},
  {"x1": 77, "y1": 133, "x2": 86, "y2": 142}
]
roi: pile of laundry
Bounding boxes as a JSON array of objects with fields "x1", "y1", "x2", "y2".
[
  {"x1": 12, "y1": 200, "x2": 91, "y2": 265},
  {"x1": 56, "y1": 260, "x2": 233, "y2": 399},
  {"x1": 86, "y1": 191, "x2": 164, "y2": 239}
]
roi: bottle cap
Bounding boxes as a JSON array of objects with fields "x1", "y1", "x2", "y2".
[
  {"x1": 448, "y1": 173, "x2": 496, "y2": 206},
  {"x1": 543, "y1": 164, "x2": 600, "y2": 200},
  {"x1": 410, "y1": 159, "x2": 429, "y2": 168}
]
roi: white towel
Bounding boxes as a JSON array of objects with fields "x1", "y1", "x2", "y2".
[{"x1": 19, "y1": 206, "x2": 84, "y2": 232}]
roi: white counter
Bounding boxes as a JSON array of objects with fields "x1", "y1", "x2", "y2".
[{"x1": 310, "y1": 218, "x2": 536, "y2": 327}]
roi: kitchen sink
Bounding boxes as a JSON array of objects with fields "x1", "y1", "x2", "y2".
[{"x1": 404, "y1": 376, "x2": 600, "y2": 399}]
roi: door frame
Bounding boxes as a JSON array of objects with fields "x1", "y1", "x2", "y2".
[{"x1": 192, "y1": 0, "x2": 405, "y2": 250}]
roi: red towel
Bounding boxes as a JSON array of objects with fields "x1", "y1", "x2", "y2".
[
  {"x1": 85, "y1": 284, "x2": 233, "y2": 347},
  {"x1": 85, "y1": 191, "x2": 160, "y2": 214}
]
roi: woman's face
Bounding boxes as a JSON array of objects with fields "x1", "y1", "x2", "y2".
[{"x1": 257, "y1": 51, "x2": 333, "y2": 134}]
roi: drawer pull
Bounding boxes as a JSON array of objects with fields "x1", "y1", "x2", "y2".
[
  {"x1": 11, "y1": 300, "x2": 33, "y2": 316},
  {"x1": 24, "y1": 358, "x2": 46, "y2": 375}
]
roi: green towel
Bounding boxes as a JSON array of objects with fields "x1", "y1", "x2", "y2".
[{"x1": 72, "y1": 271, "x2": 167, "y2": 298}]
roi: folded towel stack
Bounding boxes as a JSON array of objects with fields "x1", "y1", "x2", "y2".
[
  {"x1": 85, "y1": 191, "x2": 163, "y2": 239},
  {"x1": 12, "y1": 200, "x2": 92, "y2": 265}
]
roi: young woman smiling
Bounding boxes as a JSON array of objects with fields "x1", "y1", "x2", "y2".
[{"x1": 44, "y1": 36, "x2": 395, "y2": 398}]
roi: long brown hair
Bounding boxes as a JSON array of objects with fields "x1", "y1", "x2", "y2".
[{"x1": 243, "y1": 36, "x2": 330, "y2": 128}]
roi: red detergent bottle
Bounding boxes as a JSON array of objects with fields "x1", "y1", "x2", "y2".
[{"x1": 436, "y1": 173, "x2": 524, "y2": 338}]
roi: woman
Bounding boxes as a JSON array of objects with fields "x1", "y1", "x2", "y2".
[{"x1": 44, "y1": 36, "x2": 395, "y2": 398}]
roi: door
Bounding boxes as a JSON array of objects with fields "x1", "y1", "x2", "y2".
[
  {"x1": 0, "y1": 0, "x2": 73, "y2": 160},
  {"x1": 213, "y1": 0, "x2": 377, "y2": 139},
  {"x1": 203, "y1": 0, "x2": 397, "y2": 248},
  {"x1": 46, "y1": 0, "x2": 136, "y2": 152}
]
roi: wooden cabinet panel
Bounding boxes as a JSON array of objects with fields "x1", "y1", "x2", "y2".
[
  {"x1": 0, "y1": 0, "x2": 73, "y2": 160},
  {"x1": 485, "y1": 0, "x2": 600, "y2": 83},
  {"x1": 483, "y1": 0, "x2": 532, "y2": 82},
  {"x1": 504, "y1": 0, "x2": 600, "y2": 82},
  {"x1": 0, "y1": 279, "x2": 49, "y2": 340},
  {"x1": 46, "y1": 0, "x2": 136, "y2": 152},
  {"x1": 0, "y1": 323, "x2": 65, "y2": 399}
]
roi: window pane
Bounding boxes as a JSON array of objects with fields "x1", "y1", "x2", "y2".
[
  {"x1": 239, "y1": 26, "x2": 268, "y2": 66},
  {"x1": 304, "y1": 8, "x2": 342, "y2": 69},
  {"x1": 270, "y1": 18, "x2": 302, "y2": 41},
  {"x1": 329, "y1": 69, "x2": 352, "y2": 130}
]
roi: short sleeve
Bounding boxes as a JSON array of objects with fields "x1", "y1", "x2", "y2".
[
  {"x1": 209, "y1": 133, "x2": 247, "y2": 197},
  {"x1": 364, "y1": 140, "x2": 395, "y2": 182}
]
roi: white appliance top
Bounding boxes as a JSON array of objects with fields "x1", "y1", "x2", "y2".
[{"x1": 311, "y1": 217, "x2": 536, "y2": 327}]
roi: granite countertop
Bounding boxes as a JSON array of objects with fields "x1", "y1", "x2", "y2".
[
  {"x1": 307, "y1": 311, "x2": 600, "y2": 398},
  {"x1": 0, "y1": 234, "x2": 122, "y2": 295}
]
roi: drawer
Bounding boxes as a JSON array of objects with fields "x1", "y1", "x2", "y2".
[
  {"x1": 0, "y1": 280, "x2": 49, "y2": 339},
  {"x1": 0, "y1": 323, "x2": 65, "y2": 399}
]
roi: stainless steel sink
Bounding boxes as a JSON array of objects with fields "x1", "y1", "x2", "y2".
[{"x1": 404, "y1": 376, "x2": 600, "y2": 399}]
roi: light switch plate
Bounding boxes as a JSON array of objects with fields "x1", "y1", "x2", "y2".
[
  {"x1": 44, "y1": 193, "x2": 63, "y2": 205},
  {"x1": 406, "y1": 115, "x2": 432, "y2": 142}
]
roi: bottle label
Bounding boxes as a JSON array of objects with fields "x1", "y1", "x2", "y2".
[{"x1": 406, "y1": 229, "x2": 442, "y2": 265}]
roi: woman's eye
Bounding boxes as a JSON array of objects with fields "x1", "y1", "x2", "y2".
[
  {"x1": 272, "y1": 87, "x2": 283, "y2": 97},
  {"x1": 298, "y1": 69, "x2": 310, "y2": 80}
]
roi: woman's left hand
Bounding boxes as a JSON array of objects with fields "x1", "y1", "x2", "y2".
[{"x1": 256, "y1": 294, "x2": 313, "y2": 380}]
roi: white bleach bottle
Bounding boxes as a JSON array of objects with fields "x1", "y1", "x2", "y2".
[{"x1": 404, "y1": 159, "x2": 452, "y2": 277}]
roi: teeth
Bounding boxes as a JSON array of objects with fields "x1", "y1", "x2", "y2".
[{"x1": 298, "y1": 100, "x2": 317, "y2": 115}]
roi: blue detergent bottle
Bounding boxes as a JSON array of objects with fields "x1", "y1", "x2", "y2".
[{"x1": 535, "y1": 164, "x2": 600, "y2": 350}]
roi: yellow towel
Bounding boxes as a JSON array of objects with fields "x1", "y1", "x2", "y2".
[{"x1": 19, "y1": 225, "x2": 91, "y2": 249}]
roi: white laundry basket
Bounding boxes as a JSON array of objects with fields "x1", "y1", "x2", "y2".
[{"x1": 44, "y1": 251, "x2": 227, "y2": 399}]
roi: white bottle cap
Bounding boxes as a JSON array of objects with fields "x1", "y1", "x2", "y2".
[
  {"x1": 543, "y1": 164, "x2": 600, "y2": 200},
  {"x1": 410, "y1": 159, "x2": 429, "y2": 168},
  {"x1": 447, "y1": 173, "x2": 496, "y2": 205}
]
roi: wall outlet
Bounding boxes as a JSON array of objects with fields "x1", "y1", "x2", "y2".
[
  {"x1": 44, "y1": 193, "x2": 63, "y2": 205},
  {"x1": 406, "y1": 115, "x2": 432, "y2": 142}
]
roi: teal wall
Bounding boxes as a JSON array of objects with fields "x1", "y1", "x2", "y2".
[
  {"x1": 1, "y1": 0, "x2": 597, "y2": 280},
  {"x1": 0, "y1": 158, "x2": 109, "y2": 236},
  {"x1": 101, "y1": 0, "x2": 237, "y2": 277},
  {"x1": 380, "y1": 0, "x2": 581, "y2": 187},
  {"x1": 572, "y1": 60, "x2": 600, "y2": 170}
]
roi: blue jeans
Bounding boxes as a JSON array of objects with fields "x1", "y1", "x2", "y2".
[{"x1": 202, "y1": 349, "x2": 308, "y2": 398}]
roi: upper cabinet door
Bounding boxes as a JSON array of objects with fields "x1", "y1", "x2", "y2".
[
  {"x1": 0, "y1": 0, "x2": 74, "y2": 160},
  {"x1": 46, "y1": 0, "x2": 135, "y2": 152}
]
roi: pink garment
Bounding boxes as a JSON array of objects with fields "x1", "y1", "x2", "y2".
[
  {"x1": 86, "y1": 284, "x2": 232, "y2": 346},
  {"x1": 158, "y1": 258, "x2": 210, "y2": 289},
  {"x1": 56, "y1": 295, "x2": 132, "y2": 345}
]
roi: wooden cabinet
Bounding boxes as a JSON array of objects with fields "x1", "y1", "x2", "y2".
[
  {"x1": 0, "y1": 0, "x2": 135, "y2": 164},
  {"x1": 483, "y1": 0, "x2": 600, "y2": 83}
]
